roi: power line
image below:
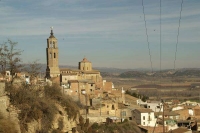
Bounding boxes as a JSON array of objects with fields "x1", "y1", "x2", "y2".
[
  {"x1": 159, "y1": 0, "x2": 162, "y2": 84},
  {"x1": 159, "y1": 1, "x2": 164, "y2": 133},
  {"x1": 142, "y1": 0, "x2": 153, "y2": 74},
  {"x1": 174, "y1": 0, "x2": 184, "y2": 70},
  {"x1": 170, "y1": 0, "x2": 184, "y2": 101}
]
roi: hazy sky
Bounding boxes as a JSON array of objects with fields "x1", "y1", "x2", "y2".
[{"x1": 0, "y1": 0, "x2": 199, "y2": 69}]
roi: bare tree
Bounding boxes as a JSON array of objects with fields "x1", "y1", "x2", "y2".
[{"x1": 0, "y1": 39, "x2": 23, "y2": 84}]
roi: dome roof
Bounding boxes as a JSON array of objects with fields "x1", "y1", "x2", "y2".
[{"x1": 81, "y1": 58, "x2": 90, "y2": 63}]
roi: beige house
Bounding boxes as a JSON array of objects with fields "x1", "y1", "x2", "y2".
[{"x1": 132, "y1": 108, "x2": 157, "y2": 127}]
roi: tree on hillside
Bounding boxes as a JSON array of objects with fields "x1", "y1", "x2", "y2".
[
  {"x1": 0, "y1": 39, "x2": 23, "y2": 84},
  {"x1": 25, "y1": 60, "x2": 42, "y2": 84}
]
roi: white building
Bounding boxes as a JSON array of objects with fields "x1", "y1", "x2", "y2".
[
  {"x1": 132, "y1": 108, "x2": 157, "y2": 127},
  {"x1": 141, "y1": 101, "x2": 163, "y2": 112},
  {"x1": 140, "y1": 101, "x2": 163, "y2": 112},
  {"x1": 172, "y1": 105, "x2": 184, "y2": 111}
]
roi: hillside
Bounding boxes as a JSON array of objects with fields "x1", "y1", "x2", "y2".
[
  {"x1": 117, "y1": 68, "x2": 200, "y2": 78},
  {"x1": 5, "y1": 84, "x2": 81, "y2": 133}
]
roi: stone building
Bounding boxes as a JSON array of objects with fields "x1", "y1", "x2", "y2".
[
  {"x1": 45, "y1": 28, "x2": 116, "y2": 106},
  {"x1": 45, "y1": 27, "x2": 60, "y2": 78},
  {"x1": 45, "y1": 28, "x2": 102, "y2": 86}
]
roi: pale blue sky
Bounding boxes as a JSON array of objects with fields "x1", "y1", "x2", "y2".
[{"x1": 0, "y1": 0, "x2": 199, "y2": 69}]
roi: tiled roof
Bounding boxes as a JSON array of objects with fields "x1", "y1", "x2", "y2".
[
  {"x1": 80, "y1": 58, "x2": 91, "y2": 63},
  {"x1": 135, "y1": 108, "x2": 153, "y2": 113},
  {"x1": 155, "y1": 111, "x2": 180, "y2": 116}
]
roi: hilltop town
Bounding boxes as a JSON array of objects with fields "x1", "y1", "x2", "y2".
[{"x1": 0, "y1": 29, "x2": 200, "y2": 133}]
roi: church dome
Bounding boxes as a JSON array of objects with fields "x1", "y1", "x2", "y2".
[{"x1": 81, "y1": 58, "x2": 90, "y2": 63}]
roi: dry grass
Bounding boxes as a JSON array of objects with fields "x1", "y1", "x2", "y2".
[
  {"x1": 6, "y1": 83, "x2": 80, "y2": 132},
  {"x1": 0, "y1": 113, "x2": 18, "y2": 133}
]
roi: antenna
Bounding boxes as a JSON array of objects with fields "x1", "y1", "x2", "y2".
[{"x1": 50, "y1": 26, "x2": 53, "y2": 30}]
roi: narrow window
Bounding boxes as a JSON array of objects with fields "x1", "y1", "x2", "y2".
[
  {"x1": 50, "y1": 41, "x2": 52, "y2": 47},
  {"x1": 143, "y1": 116, "x2": 145, "y2": 120},
  {"x1": 54, "y1": 53, "x2": 56, "y2": 58},
  {"x1": 50, "y1": 53, "x2": 52, "y2": 58},
  {"x1": 112, "y1": 105, "x2": 115, "y2": 110}
]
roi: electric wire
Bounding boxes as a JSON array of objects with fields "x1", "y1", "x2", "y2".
[
  {"x1": 141, "y1": 0, "x2": 184, "y2": 133},
  {"x1": 171, "y1": 0, "x2": 184, "y2": 94},
  {"x1": 142, "y1": 0, "x2": 154, "y2": 84},
  {"x1": 152, "y1": 1, "x2": 163, "y2": 132},
  {"x1": 173, "y1": 0, "x2": 184, "y2": 70},
  {"x1": 159, "y1": 0, "x2": 162, "y2": 86}
]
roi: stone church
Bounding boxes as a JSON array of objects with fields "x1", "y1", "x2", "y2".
[{"x1": 45, "y1": 28, "x2": 113, "y2": 103}]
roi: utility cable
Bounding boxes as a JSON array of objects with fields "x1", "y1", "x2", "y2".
[
  {"x1": 142, "y1": 0, "x2": 154, "y2": 84},
  {"x1": 171, "y1": 0, "x2": 184, "y2": 91},
  {"x1": 173, "y1": 0, "x2": 183, "y2": 70},
  {"x1": 159, "y1": 0, "x2": 162, "y2": 86}
]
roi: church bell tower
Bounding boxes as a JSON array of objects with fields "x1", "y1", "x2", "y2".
[{"x1": 45, "y1": 27, "x2": 60, "y2": 78}]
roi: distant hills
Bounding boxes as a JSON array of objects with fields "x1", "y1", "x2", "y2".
[
  {"x1": 31, "y1": 64, "x2": 200, "y2": 78},
  {"x1": 100, "y1": 68, "x2": 200, "y2": 78},
  {"x1": 114, "y1": 68, "x2": 200, "y2": 78}
]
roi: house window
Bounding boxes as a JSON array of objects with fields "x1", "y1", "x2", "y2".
[
  {"x1": 121, "y1": 111, "x2": 126, "y2": 117},
  {"x1": 91, "y1": 84, "x2": 93, "y2": 87},
  {"x1": 90, "y1": 89, "x2": 92, "y2": 92},
  {"x1": 143, "y1": 116, "x2": 145, "y2": 120},
  {"x1": 143, "y1": 122, "x2": 145, "y2": 125},
  {"x1": 112, "y1": 105, "x2": 115, "y2": 110},
  {"x1": 148, "y1": 116, "x2": 151, "y2": 121}
]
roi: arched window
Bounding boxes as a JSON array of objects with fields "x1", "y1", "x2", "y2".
[
  {"x1": 54, "y1": 53, "x2": 56, "y2": 58},
  {"x1": 49, "y1": 41, "x2": 53, "y2": 47}
]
